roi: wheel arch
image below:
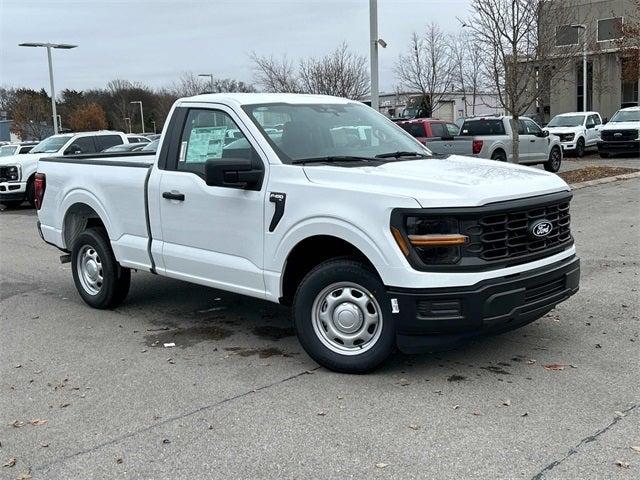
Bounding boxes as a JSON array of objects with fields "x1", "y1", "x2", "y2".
[{"x1": 60, "y1": 192, "x2": 113, "y2": 250}]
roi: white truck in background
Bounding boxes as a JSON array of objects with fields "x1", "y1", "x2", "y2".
[
  {"x1": 0, "y1": 131, "x2": 127, "y2": 208},
  {"x1": 543, "y1": 111, "x2": 603, "y2": 157},
  {"x1": 35, "y1": 93, "x2": 580, "y2": 373},
  {"x1": 597, "y1": 106, "x2": 640, "y2": 158}
]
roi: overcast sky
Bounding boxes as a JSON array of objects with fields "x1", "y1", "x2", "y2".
[{"x1": 1, "y1": 0, "x2": 471, "y2": 94}]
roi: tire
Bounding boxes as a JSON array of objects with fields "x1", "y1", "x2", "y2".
[
  {"x1": 544, "y1": 147, "x2": 562, "y2": 172},
  {"x1": 26, "y1": 177, "x2": 36, "y2": 208},
  {"x1": 491, "y1": 150, "x2": 507, "y2": 162},
  {"x1": 575, "y1": 138, "x2": 585, "y2": 158},
  {"x1": 71, "y1": 227, "x2": 131, "y2": 309},
  {"x1": 293, "y1": 259, "x2": 395, "y2": 373}
]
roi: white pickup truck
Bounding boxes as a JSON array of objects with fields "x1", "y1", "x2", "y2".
[
  {"x1": 597, "y1": 106, "x2": 640, "y2": 158},
  {"x1": 36, "y1": 93, "x2": 580, "y2": 373}
]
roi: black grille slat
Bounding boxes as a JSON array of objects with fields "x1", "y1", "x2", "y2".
[{"x1": 475, "y1": 200, "x2": 572, "y2": 262}]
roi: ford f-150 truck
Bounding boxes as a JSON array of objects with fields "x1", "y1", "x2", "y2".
[
  {"x1": 36, "y1": 93, "x2": 580, "y2": 373},
  {"x1": 597, "y1": 106, "x2": 640, "y2": 158}
]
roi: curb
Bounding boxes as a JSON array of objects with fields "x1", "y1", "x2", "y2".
[{"x1": 570, "y1": 171, "x2": 640, "y2": 190}]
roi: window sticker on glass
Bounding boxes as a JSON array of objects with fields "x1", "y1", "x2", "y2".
[{"x1": 185, "y1": 126, "x2": 227, "y2": 162}]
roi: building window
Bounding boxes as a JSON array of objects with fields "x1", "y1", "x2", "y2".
[
  {"x1": 576, "y1": 61, "x2": 593, "y2": 111},
  {"x1": 556, "y1": 25, "x2": 579, "y2": 46},
  {"x1": 597, "y1": 17, "x2": 623, "y2": 42}
]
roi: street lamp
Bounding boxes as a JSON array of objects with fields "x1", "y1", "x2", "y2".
[
  {"x1": 124, "y1": 117, "x2": 132, "y2": 134},
  {"x1": 130, "y1": 101, "x2": 144, "y2": 134},
  {"x1": 18, "y1": 42, "x2": 77, "y2": 135},
  {"x1": 151, "y1": 120, "x2": 157, "y2": 134},
  {"x1": 57, "y1": 115, "x2": 62, "y2": 131},
  {"x1": 198, "y1": 73, "x2": 215, "y2": 92},
  {"x1": 571, "y1": 24, "x2": 588, "y2": 112}
]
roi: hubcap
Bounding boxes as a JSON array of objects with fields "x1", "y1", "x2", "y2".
[
  {"x1": 311, "y1": 282, "x2": 383, "y2": 355},
  {"x1": 77, "y1": 245, "x2": 103, "y2": 295}
]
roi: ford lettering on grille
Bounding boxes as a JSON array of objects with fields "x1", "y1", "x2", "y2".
[{"x1": 530, "y1": 219, "x2": 553, "y2": 238}]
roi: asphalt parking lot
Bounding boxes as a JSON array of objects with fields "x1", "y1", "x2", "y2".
[{"x1": 1, "y1": 176, "x2": 639, "y2": 479}]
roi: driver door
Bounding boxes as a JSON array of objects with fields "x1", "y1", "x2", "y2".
[
  {"x1": 157, "y1": 105, "x2": 268, "y2": 297},
  {"x1": 523, "y1": 119, "x2": 548, "y2": 162}
]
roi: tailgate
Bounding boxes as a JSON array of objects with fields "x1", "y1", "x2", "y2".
[{"x1": 425, "y1": 136, "x2": 474, "y2": 156}]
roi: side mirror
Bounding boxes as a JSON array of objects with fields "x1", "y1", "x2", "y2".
[
  {"x1": 537, "y1": 130, "x2": 549, "y2": 138},
  {"x1": 65, "y1": 144, "x2": 82, "y2": 155},
  {"x1": 204, "y1": 158, "x2": 263, "y2": 190}
]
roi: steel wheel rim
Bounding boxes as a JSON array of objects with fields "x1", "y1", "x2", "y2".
[
  {"x1": 311, "y1": 282, "x2": 383, "y2": 355},
  {"x1": 77, "y1": 245, "x2": 103, "y2": 295}
]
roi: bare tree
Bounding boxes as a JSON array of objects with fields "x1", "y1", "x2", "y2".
[
  {"x1": 250, "y1": 53, "x2": 301, "y2": 93},
  {"x1": 450, "y1": 31, "x2": 487, "y2": 116},
  {"x1": 298, "y1": 43, "x2": 369, "y2": 99},
  {"x1": 462, "y1": 0, "x2": 584, "y2": 162},
  {"x1": 395, "y1": 23, "x2": 455, "y2": 117},
  {"x1": 251, "y1": 43, "x2": 369, "y2": 99},
  {"x1": 172, "y1": 72, "x2": 206, "y2": 97}
]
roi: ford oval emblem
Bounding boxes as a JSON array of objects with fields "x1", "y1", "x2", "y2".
[{"x1": 530, "y1": 219, "x2": 553, "y2": 238}]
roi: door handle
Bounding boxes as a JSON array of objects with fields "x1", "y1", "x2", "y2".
[
  {"x1": 162, "y1": 191, "x2": 185, "y2": 201},
  {"x1": 530, "y1": 139, "x2": 536, "y2": 142}
]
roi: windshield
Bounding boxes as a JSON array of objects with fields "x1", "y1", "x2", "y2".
[
  {"x1": 547, "y1": 115, "x2": 585, "y2": 127},
  {"x1": 0, "y1": 145, "x2": 18, "y2": 156},
  {"x1": 609, "y1": 110, "x2": 640, "y2": 123},
  {"x1": 31, "y1": 135, "x2": 73, "y2": 153},
  {"x1": 242, "y1": 103, "x2": 428, "y2": 163}
]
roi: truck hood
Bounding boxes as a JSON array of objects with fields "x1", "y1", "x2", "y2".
[
  {"x1": 303, "y1": 155, "x2": 570, "y2": 208},
  {"x1": 0, "y1": 153, "x2": 44, "y2": 166},
  {"x1": 544, "y1": 126, "x2": 583, "y2": 135},
  {"x1": 600, "y1": 121, "x2": 640, "y2": 131}
]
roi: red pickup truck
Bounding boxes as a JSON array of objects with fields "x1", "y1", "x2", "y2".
[{"x1": 397, "y1": 118, "x2": 460, "y2": 145}]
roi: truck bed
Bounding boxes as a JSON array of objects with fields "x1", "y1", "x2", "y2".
[
  {"x1": 425, "y1": 136, "x2": 473, "y2": 156},
  {"x1": 37, "y1": 152, "x2": 156, "y2": 271}
]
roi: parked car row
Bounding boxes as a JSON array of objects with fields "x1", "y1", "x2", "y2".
[{"x1": 0, "y1": 131, "x2": 160, "y2": 208}]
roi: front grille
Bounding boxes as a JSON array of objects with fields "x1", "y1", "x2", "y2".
[
  {"x1": 475, "y1": 201, "x2": 571, "y2": 261},
  {"x1": 601, "y1": 129, "x2": 638, "y2": 141},
  {"x1": 0, "y1": 166, "x2": 10, "y2": 182}
]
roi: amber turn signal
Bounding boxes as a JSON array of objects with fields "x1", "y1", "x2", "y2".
[
  {"x1": 408, "y1": 234, "x2": 469, "y2": 246},
  {"x1": 391, "y1": 227, "x2": 410, "y2": 256}
]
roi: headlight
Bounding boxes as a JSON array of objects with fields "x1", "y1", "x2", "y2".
[
  {"x1": 560, "y1": 133, "x2": 575, "y2": 142},
  {"x1": 3, "y1": 165, "x2": 20, "y2": 181},
  {"x1": 392, "y1": 215, "x2": 468, "y2": 265}
]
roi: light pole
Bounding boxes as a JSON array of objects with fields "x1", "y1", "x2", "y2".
[
  {"x1": 198, "y1": 73, "x2": 215, "y2": 93},
  {"x1": 18, "y1": 42, "x2": 77, "y2": 135},
  {"x1": 571, "y1": 24, "x2": 587, "y2": 112},
  {"x1": 368, "y1": 0, "x2": 387, "y2": 112},
  {"x1": 57, "y1": 115, "x2": 62, "y2": 131},
  {"x1": 124, "y1": 117, "x2": 132, "y2": 134},
  {"x1": 130, "y1": 101, "x2": 144, "y2": 134},
  {"x1": 151, "y1": 120, "x2": 157, "y2": 134}
]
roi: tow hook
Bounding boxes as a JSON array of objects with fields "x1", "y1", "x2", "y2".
[{"x1": 60, "y1": 254, "x2": 71, "y2": 264}]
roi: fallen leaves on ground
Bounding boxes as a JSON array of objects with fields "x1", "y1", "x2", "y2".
[
  {"x1": 543, "y1": 363, "x2": 577, "y2": 371},
  {"x1": 29, "y1": 419, "x2": 47, "y2": 426},
  {"x1": 408, "y1": 424, "x2": 420, "y2": 430},
  {"x1": 615, "y1": 460, "x2": 630, "y2": 469},
  {"x1": 502, "y1": 399, "x2": 512, "y2": 406},
  {"x1": 397, "y1": 378, "x2": 410, "y2": 386},
  {"x1": 375, "y1": 462, "x2": 388, "y2": 469},
  {"x1": 630, "y1": 446, "x2": 640, "y2": 453},
  {"x1": 3, "y1": 457, "x2": 16, "y2": 467},
  {"x1": 16, "y1": 471, "x2": 32, "y2": 480},
  {"x1": 10, "y1": 421, "x2": 24, "y2": 428},
  {"x1": 558, "y1": 166, "x2": 639, "y2": 184}
]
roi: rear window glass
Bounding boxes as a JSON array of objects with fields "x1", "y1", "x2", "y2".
[
  {"x1": 399, "y1": 123, "x2": 426, "y2": 138},
  {"x1": 430, "y1": 123, "x2": 447, "y2": 137},
  {"x1": 96, "y1": 135, "x2": 124, "y2": 151},
  {"x1": 460, "y1": 119, "x2": 506, "y2": 136}
]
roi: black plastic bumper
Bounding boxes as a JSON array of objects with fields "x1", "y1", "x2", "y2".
[
  {"x1": 0, "y1": 192, "x2": 26, "y2": 202},
  {"x1": 597, "y1": 140, "x2": 639, "y2": 155},
  {"x1": 388, "y1": 256, "x2": 580, "y2": 353}
]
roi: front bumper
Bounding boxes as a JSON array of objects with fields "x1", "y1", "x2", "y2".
[
  {"x1": 388, "y1": 255, "x2": 580, "y2": 353},
  {"x1": 0, "y1": 181, "x2": 27, "y2": 201},
  {"x1": 560, "y1": 141, "x2": 577, "y2": 151},
  {"x1": 597, "y1": 140, "x2": 640, "y2": 155}
]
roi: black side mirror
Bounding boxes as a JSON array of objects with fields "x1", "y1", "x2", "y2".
[
  {"x1": 205, "y1": 158, "x2": 263, "y2": 190},
  {"x1": 65, "y1": 144, "x2": 82, "y2": 155},
  {"x1": 537, "y1": 130, "x2": 549, "y2": 138}
]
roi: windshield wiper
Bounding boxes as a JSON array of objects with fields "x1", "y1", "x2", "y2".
[
  {"x1": 374, "y1": 151, "x2": 429, "y2": 159},
  {"x1": 292, "y1": 156, "x2": 378, "y2": 165}
]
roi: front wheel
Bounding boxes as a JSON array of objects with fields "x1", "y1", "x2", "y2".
[
  {"x1": 575, "y1": 138, "x2": 585, "y2": 157},
  {"x1": 544, "y1": 147, "x2": 562, "y2": 172},
  {"x1": 293, "y1": 259, "x2": 395, "y2": 373},
  {"x1": 71, "y1": 227, "x2": 131, "y2": 309}
]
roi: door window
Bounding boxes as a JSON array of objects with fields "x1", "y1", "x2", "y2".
[
  {"x1": 177, "y1": 109, "x2": 257, "y2": 177},
  {"x1": 445, "y1": 123, "x2": 459, "y2": 136},
  {"x1": 523, "y1": 119, "x2": 542, "y2": 135},
  {"x1": 586, "y1": 115, "x2": 597, "y2": 128},
  {"x1": 429, "y1": 123, "x2": 448, "y2": 138},
  {"x1": 96, "y1": 135, "x2": 124, "y2": 151},
  {"x1": 67, "y1": 136, "x2": 97, "y2": 154}
]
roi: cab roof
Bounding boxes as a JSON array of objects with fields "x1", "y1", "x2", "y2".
[
  {"x1": 555, "y1": 111, "x2": 599, "y2": 116},
  {"x1": 179, "y1": 92, "x2": 356, "y2": 106}
]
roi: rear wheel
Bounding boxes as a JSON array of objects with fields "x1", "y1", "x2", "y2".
[
  {"x1": 71, "y1": 227, "x2": 131, "y2": 309},
  {"x1": 575, "y1": 138, "x2": 585, "y2": 158},
  {"x1": 293, "y1": 259, "x2": 395, "y2": 373},
  {"x1": 544, "y1": 147, "x2": 562, "y2": 172},
  {"x1": 491, "y1": 150, "x2": 507, "y2": 162},
  {"x1": 26, "y1": 177, "x2": 36, "y2": 207}
]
